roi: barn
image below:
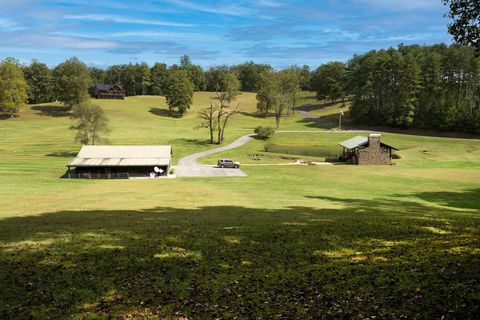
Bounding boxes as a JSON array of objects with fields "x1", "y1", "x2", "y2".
[
  {"x1": 339, "y1": 134, "x2": 398, "y2": 165},
  {"x1": 66, "y1": 145, "x2": 172, "y2": 179},
  {"x1": 94, "y1": 84, "x2": 126, "y2": 99}
]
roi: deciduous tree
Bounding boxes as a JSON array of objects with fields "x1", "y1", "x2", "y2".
[
  {"x1": 53, "y1": 58, "x2": 92, "y2": 109},
  {"x1": 24, "y1": 60, "x2": 53, "y2": 104},
  {"x1": 443, "y1": 0, "x2": 480, "y2": 49},
  {"x1": 0, "y1": 58, "x2": 28, "y2": 117},
  {"x1": 70, "y1": 103, "x2": 110, "y2": 145}
]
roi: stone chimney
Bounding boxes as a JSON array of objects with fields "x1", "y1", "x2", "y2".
[{"x1": 368, "y1": 133, "x2": 381, "y2": 148}]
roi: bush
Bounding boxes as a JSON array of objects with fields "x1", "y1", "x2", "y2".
[{"x1": 254, "y1": 126, "x2": 275, "y2": 139}]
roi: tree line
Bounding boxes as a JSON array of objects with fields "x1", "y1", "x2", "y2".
[
  {"x1": 1, "y1": 43, "x2": 479, "y2": 136},
  {"x1": 348, "y1": 44, "x2": 480, "y2": 133}
]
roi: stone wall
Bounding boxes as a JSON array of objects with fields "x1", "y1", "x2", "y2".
[
  {"x1": 357, "y1": 134, "x2": 391, "y2": 165},
  {"x1": 357, "y1": 145, "x2": 391, "y2": 165}
]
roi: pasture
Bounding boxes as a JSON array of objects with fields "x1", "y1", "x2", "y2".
[{"x1": 0, "y1": 93, "x2": 479, "y2": 319}]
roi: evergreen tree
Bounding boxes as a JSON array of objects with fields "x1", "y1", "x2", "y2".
[
  {"x1": 164, "y1": 69, "x2": 194, "y2": 116},
  {"x1": 150, "y1": 63, "x2": 168, "y2": 95}
]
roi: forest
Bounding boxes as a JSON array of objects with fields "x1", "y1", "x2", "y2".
[{"x1": 1, "y1": 44, "x2": 479, "y2": 133}]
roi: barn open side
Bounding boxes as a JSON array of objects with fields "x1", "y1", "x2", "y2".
[{"x1": 66, "y1": 145, "x2": 172, "y2": 179}]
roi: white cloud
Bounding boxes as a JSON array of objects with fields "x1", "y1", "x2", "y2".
[
  {"x1": 160, "y1": 0, "x2": 254, "y2": 16},
  {"x1": 0, "y1": 18, "x2": 24, "y2": 31},
  {"x1": 63, "y1": 14, "x2": 195, "y2": 27}
]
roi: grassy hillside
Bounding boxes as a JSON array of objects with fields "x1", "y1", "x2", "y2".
[{"x1": 0, "y1": 93, "x2": 479, "y2": 318}]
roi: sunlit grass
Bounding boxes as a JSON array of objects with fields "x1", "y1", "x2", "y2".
[{"x1": 0, "y1": 92, "x2": 479, "y2": 318}]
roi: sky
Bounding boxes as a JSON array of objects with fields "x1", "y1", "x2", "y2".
[{"x1": 0, "y1": 0, "x2": 452, "y2": 69}]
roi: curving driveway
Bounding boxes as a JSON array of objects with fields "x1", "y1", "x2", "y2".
[{"x1": 176, "y1": 134, "x2": 254, "y2": 177}]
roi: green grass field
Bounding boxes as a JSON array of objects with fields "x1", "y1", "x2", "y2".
[{"x1": 1, "y1": 93, "x2": 479, "y2": 319}]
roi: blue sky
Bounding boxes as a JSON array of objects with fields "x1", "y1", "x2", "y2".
[{"x1": 0, "y1": 0, "x2": 452, "y2": 69}]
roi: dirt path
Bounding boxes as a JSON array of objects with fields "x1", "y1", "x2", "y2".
[{"x1": 176, "y1": 134, "x2": 254, "y2": 177}]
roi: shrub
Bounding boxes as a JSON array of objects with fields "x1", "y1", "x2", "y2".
[{"x1": 254, "y1": 126, "x2": 275, "y2": 139}]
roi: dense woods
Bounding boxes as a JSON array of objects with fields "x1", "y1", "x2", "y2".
[
  {"x1": 1, "y1": 44, "x2": 479, "y2": 133},
  {"x1": 348, "y1": 44, "x2": 480, "y2": 133}
]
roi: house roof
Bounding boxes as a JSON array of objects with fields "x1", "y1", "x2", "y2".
[
  {"x1": 339, "y1": 136, "x2": 398, "y2": 150},
  {"x1": 95, "y1": 84, "x2": 124, "y2": 91},
  {"x1": 68, "y1": 145, "x2": 171, "y2": 167}
]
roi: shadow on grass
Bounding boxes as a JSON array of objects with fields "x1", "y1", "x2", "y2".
[
  {"x1": 0, "y1": 113, "x2": 15, "y2": 120},
  {"x1": 168, "y1": 138, "x2": 211, "y2": 147},
  {"x1": 149, "y1": 107, "x2": 180, "y2": 118},
  {"x1": 46, "y1": 151, "x2": 78, "y2": 158},
  {"x1": 0, "y1": 192, "x2": 479, "y2": 318},
  {"x1": 297, "y1": 101, "x2": 341, "y2": 113},
  {"x1": 238, "y1": 111, "x2": 274, "y2": 118},
  {"x1": 31, "y1": 105, "x2": 70, "y2": 117}
]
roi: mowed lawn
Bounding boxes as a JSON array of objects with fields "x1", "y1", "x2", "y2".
[{"x1": 0, "y1": 93, "x2": 479, "y2": 319}]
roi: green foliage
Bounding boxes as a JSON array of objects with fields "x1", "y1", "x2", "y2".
[
  {"x1": 312, "y1": 62, "x2": 348, "y2": 102},
  {"x1": 2, "y1": 95, "x2": 480, "y2": 318},
  {"x1": 135, "y1": 62, "x2": 151, "y2": 95},
  {"x1": 104, "y1": 63, "x2": 152, "y2": 96},
  {"x1": 215, "y1": 72, "x2": 240, "y2": 103},
  {"x1": 211, "y1": 72, "x2": 241, "y2": 144},
  {"x1": 205, "y1": 66, "x2": 232, "y2": 92},
  {"x1": 53, "y1": 57, "x2": 92, "y2": 109},
  {"x1": 24, "y1": 60, "x2": 53, "y2": 104},
  {"x1": 348, "y1": 44, "x2": 480, "y2": 132},
  {"x1": 149, "y1": 63, "x2": 169, "y2": 95},
  {"x1": 443, "y1": 0, "x2": 480, "y2": 49},
  {"x1": 254, "y1": 126, "x2": 275, "y2": 139},
  {"x1": 70, "y1": 103, "x2": 110, "y2": 145},
  {"x1": 256, "y1": 71, "x2": 298, "y2": 128},
  {"x1": 165, "y1": 69, "x2": 194, "y2": 116},
  {"x1": 0, "y1": 57, "x2": 28, "y2": 117},
  {"x1": 178, "y1": 55, "x2": 206, "y2": 91},
  {"x1": 234, "y1": 61, "x2": 273, "y2": 92}
]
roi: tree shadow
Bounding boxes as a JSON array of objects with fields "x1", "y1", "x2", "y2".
[
  {"x1": 31, "y1": 105, "x2": 70, "y2": 117},
  {"x1": 297, "y1": 101, "x2": 340, "y2": 113},
  {"x1": 238, "y1": 111, "x2": 266, "y2": 118},
  {"x1": 46, "y1": 151, "x2": 78, "y2": 158},
  {"x1": 400, "y1": 189, "x2": 480, "y2": 211},
  {"x1": 168, "y1": 138, "x2": 211, "y2": 147},
  {"x1": 149, "y1": 108, "x2": 180, "y2": 118},
  {"x1": 1, "y1": 192, "x2": 479, "y2": 318},
  {"x1": 0, "y1": 113, "x2": 14, "y2": 120},
  {"x1": 297, "y1": 112, "x2": 338, "y2": 129}
]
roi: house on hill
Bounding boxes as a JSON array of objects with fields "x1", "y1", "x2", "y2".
[
  {"x1": 339, "y1": 134, "x2": 398, "y2": 165},
  {"x1": 66, "y1": 145, "x2": 172, "y2": 179},
  {"x1": 94, "y1": 84, "x2": 126, "y2": 99}
]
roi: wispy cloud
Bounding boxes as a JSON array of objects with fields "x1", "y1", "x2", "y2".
[
  {"x1": 159, "y1": 0, "x2": 254, "y2": 17},
  {"x1": 110, "y1": 31, "x2": 216, "y2": 41},
  {"x1": 354, "y1": 0, "x2": 440, "y2": 10},
  {"x1": 0, "y1": 30, "x2": 217, "y2": 58},
  {"x1": 0, "y1": 18, "x2": 24, "y2": 31},
  {"x1": 63, "y1": 14, "x2": 195, "y2": 27}
]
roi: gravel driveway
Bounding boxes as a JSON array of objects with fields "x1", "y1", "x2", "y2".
[{"x1": 176, "y1": 134, "x2": 254, "y2": 177}]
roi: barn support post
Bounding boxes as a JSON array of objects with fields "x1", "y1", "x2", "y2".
[{"x1": 67, "y1": 166, "x2": 71, "y2": 179}]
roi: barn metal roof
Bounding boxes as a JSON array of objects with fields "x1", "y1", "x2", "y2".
[
  {"x1": 68, "y1": 145, "x2": 171, "y2": 167},
  {"x1": 339, "y1": 135, "x2": 398, "y2": 150},
  {"x1": 339, "y1": 136, "x2": 369, "y2": 149}
]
